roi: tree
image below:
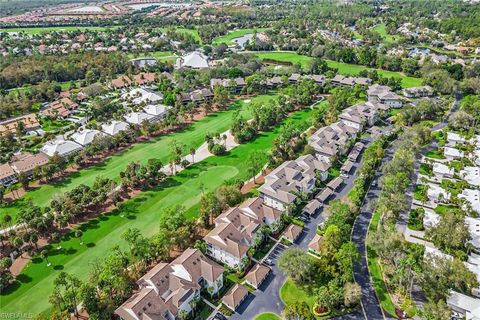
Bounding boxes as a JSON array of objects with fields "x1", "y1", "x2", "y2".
[
  {"x1": 190, "y1": 147, "x2": 196, "y2": 163},
  {"x1": 449, "y1": 111, "x2": 474, "y2": 131},
  {"x1": 17, "y1": 171, "x2": 29, "y2": 190},
  {"x1": 419, "y1": 256, "x2": 478, "y2": 300},
  {"x1": 75, "y1": 230, "x2": 83, "y2": 245},
  {"x1": 421, "y1": 299, "x2": 452, "y2": 320},
  {"x1": 50, "y1": 272, "x2": 82, "y2": 318},
  {"x1": 343, "y1": 282, "x2": 361, "y2": 307},
  {"x1": 0, "y1": 257, "x2": 13, "y2": 292},
  {"x1": 213, "y1": 85, "x2": 229, "y2": 110},
  {"x1": 199, "y1": 192, "x2": 224, "y2": 227},
  {"x1": 248, "y1": 150, "x2": 264, "y2": 184},
  {"x1": 41, "y1": 250, "x2": 51, "y2": 266},
  {"x1": 278, "y1": 248, "x2": 316, "y2": 285},
  {"x1": 315, "y1": 279, "x2": 344, "y2": 310},
  {"x1": 425, "y1": 212, "x2": 470, "y2": 254}
]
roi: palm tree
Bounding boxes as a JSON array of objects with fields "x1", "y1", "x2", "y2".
[
  {"x1": 75, "y1": 230, "x2": 83, "y2": 245},
  {"x1": 3, "y1": 214, "x2": 11, "y2": 230},
  {"x1": 222, "y1": 134, "x2": 227, "y2": 147},
  {"x1": 41, "y1": 249, "x2": 51, "y2": 266},
  {"x1": 30, "y1": 233, "x2": 39, "y2": 251}
]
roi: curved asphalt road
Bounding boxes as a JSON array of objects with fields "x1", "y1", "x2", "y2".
[
  {"x1": 351, "y1": 96, "x2": 460, "y2": 320},
  {"x1": 352, "y1": 144, "x2": 395, "y2": 320}
]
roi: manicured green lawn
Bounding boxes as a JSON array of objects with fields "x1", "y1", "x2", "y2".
[
  {"x1": 372, "y1": 24, "x2": 398, "y2": 44},
  {"x1": 251, "y1": 52, "x2": 422, "y2": 88},
  {"x1": 425, "y1": 149, "x2": 445, "y2": 160},
  {"x1": 280, "y1": 278, "x2": 316, "y2": 310},
  {"x1": 157, "y1": 27, "x2": 202, "y2": 43},
  {"x1": 0, "y1": 106, "x2": 314, "y2": 316},
  {"x1": 40, "y1": 119, "x2": 71, "y2": 132},
  {"x1": 127, "y1": 51, "x2": 172, "y2": 58},
  {"x1": 212, "y1": 28, "x2": 268, "y2": 45},
  {"x1": 255, "y1": 312, "x2": 281, "y2": 320},
  {"x1": 0, "y1": 26, "x2": 116, "y2": 34},
  {"x1": 1, "y1": 95, "x2": 275, "y2": 222},
  {"x1": 127, "y1": 51, "x2": 176, "y2": 62}
]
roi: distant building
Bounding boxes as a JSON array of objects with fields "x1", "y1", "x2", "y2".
[
  {"x1": 122, "y1": 88, "x2": 163, "y2": 105},
  {"x1": 70, "y1": 129, "x2": 103, "y2": 146},
  {"x1": 40, "y1": 139, "x2": 83, "y2": 158},
  {"x1": 129, "y1": 57, "x2": 157, "y2": 69},
  {"x1": 0, "y1": 114, "x2": 40, "y2": 136},
  {"x1": 124, "y1": 112, "x2": 155, "y2": 125},
  {"x1": 101, "y1": 120, "x2": 129, "y2": 136},
  {"x1": 109, "y1": 76, "x2": 132, "y2": 89},
  {"x1": 40, "y1": 98, "x2": 78, "y2": 119},
  {"x1": 258, "y1": 155, "x2": 320, "y2": 210},
  {"x1": 143, "y1": 104, "x2": 171, "y2": 121},
  {"x1": 367, "y1": 84, "x2": 403, "y2": 108},
  {"x1": 402, "y1": 86, "x2": 434, "y2": 98},
  {"x1": 0, "y1": 163, "x2": 17, "y2": 186},
  {"x1": 175, "y1": 51, "x2": 209, "y2": 69},
  {"x1": 9, "y1": 152, "x2": 49, "y2": 177}
]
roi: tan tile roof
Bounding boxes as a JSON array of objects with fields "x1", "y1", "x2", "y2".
[
  {"x1": 10, "y1": 152, "x2": 49, "y2": 174},
  {"x1": 222, "y1": 283, "x2": 249, "y2": 310},
  {"x1": 204, "y1": 222, "x2": 251, "y2": 259},
  {"x1": 117, "y1": 248, "x2": 223, "y2": 320},
  {"x1": 308, "y1": 234, "x2": 323, "y2": 252},
  {"x1": 303, "y1": 199, "x2": 321, "y2": 215},
  {"x1": 0, "y1": 163, "x2": 16, "y2": 180},
  {"x1": 327, "y1": 177, "x2": 344, "y2": 191},
  {"x1": 134, "y1": 72, "x2": 156, "y2": 85},
  {"x1": 41, "y1": 97, "x2": 78, "y2": 118},
  {"x1": 282, "y1": 224, "x2": 303, "y2": 242},
  {"x1": 238, "y1": 197, "x2": 282, "y2": 223},
  {"x1": 110, "y1": 75, "x2": 132, "y2": 88},
  {"x1": 244, "y1": 264, "x2": 271, "y2": 288},
  {"x1": 316, "y1": 188, "x2": 334, "y2": 202},
  {"x1": 0, "y1": 114, "x2": 40, "y2": 136}
]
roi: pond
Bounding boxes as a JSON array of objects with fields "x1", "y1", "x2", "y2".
[{"x1": 232, "y1": 33, "x2": 253, "y2": 48}]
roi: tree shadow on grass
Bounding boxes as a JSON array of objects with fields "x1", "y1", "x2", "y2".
[
  {"x1": 86, "y1": 242, "x2": 95, "y2": 248},
  {"x1": 16, "y1": 274, "x2": 32, "y2": 284},
  {"x1": 53, "y1": 265, "x2": 64, "y2": 271}
]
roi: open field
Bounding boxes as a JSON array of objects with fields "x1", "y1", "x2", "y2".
[
  {"x1": 251, "y1": 51, "x2": 422, "y2": 88},
  {"x1": 127, "y1": 51, "x2": 176, "y2": 62},
  {"x1": 0, "y1": 105, "x2": 314, "y2": 316},
  {"x1": 156, "y1": 27, "x2": 202, "y2": 43},
  {"x1": 372, "y1": 24, "x2": 398, "y2": 44},
  {"x1": 0, "y1": 95, "x2": 275, "y2": 222},
  {"x1": 0, "y1": 26, "x2": 116, "y2": 34},
  {"x1": 212, "y1": 28, "x2": 268, "y2": 45}
]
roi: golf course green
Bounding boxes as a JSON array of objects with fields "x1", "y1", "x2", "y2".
[
  {"x1": 0, "y1": 103, "x2": 315, "y2": 316},
  {"x1": 0, "y1": 94, "x2": 274, "y2": 222},
  {"x1": 252, "y1": 51, "x2": 422, "y2": 88}
]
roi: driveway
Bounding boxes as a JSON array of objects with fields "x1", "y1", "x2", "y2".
[{"x1": 228, "y1": 136, "x2": 375, "y2": 319}]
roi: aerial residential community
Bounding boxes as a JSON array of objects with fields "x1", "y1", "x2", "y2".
[{"x1": 0, "y1": 1, "x2": 479, "y2": 320}]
